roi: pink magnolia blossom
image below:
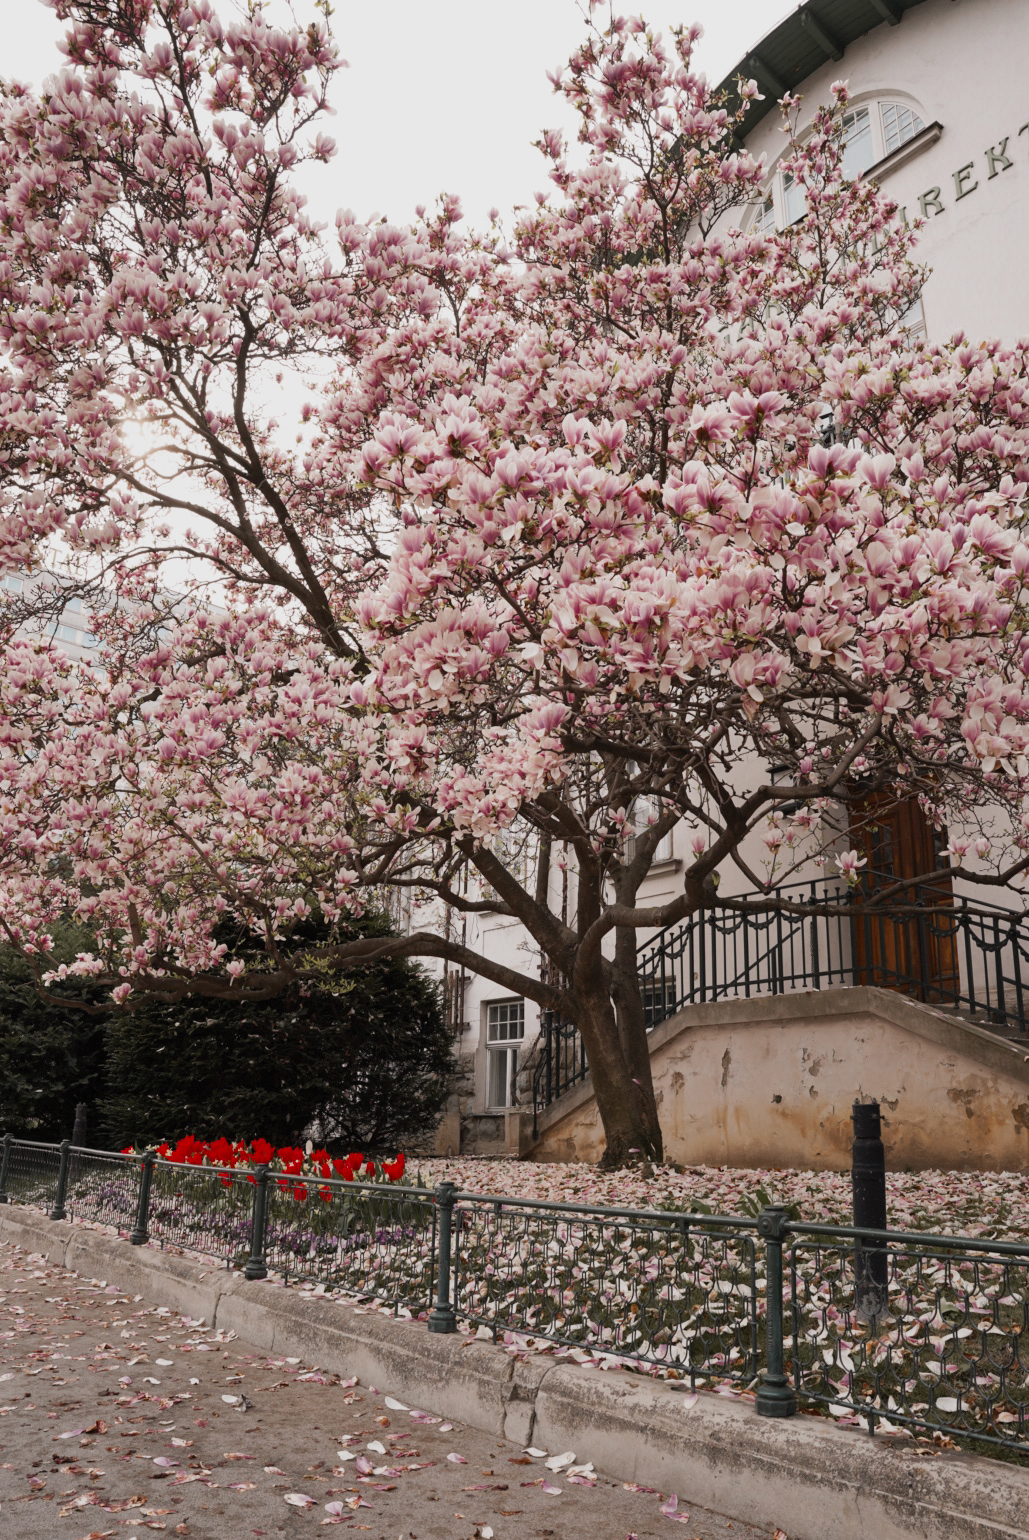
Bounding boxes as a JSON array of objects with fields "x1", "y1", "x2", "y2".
[{"x1": 0, "y1": 4, "x2": 1027, "y2": 1164}]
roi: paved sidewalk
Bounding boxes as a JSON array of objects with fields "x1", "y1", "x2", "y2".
[{"x1": 0, "y1": 1239, "x2": 784, "y2": 1540}]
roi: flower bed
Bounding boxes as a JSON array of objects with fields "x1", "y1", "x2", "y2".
[{"x1": 121, "y1": 1135, "x2": 406, "y2": 1187}]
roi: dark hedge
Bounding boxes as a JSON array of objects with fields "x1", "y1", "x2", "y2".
[{"x1": 0, "y1": 915, "x2": 455, "y2": 1152}]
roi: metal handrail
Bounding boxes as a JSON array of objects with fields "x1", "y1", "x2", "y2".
[{"x1": 455, "y1": 1188, "x2": 758, "y2": 1230}]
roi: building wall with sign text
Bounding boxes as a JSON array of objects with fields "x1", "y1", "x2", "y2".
[{"x1": 734, "y1": 0, "x2": 1029, "y2": 343}]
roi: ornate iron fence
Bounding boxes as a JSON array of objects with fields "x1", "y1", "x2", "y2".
[
  {"x1": 531, "y1": 1010, "x2": 588, "y2": 1134},
  {"x1": 452, "y1": 1191, "x2": 758, "y2": 1376},
  {"x1": 0, "y1": 1137, "x2": 64, "y2": 1212},
  {"x1": 636, "y1": 883, "x2": 1029, "y2": 1035},
  {"x1": 64, "y1": 1147, "x2": 143, "y2": 1233},
  {"x1": 261, "y1": 1172, "x2": 437, "y2": 1310},
  {"x1": 789, "y1": 1223, "x2": 1029, "y2": 1448},
  {"x1": 147, "y1": 1160, "x2": 257, "y2": 1268},
  {"x1": 1, "y1": 1132, "x2": 1028, "y2": 1454}
]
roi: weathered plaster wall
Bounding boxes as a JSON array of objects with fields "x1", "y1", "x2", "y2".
[{"x1": 530, "y1": 988, "x2": 1029, "y2": 1171}]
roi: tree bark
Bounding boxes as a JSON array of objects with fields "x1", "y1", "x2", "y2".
[
  {"x1": 611, "y1": 925, "x2": 664, "y2": 1161},
  {"x1": 568, "y1": 964, "x2": 664, "y2": 1167}
]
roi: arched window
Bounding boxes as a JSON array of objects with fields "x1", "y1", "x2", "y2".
[
  {"x1": 781, "y1": 169, "x2": 807, "y2": 227},
  {"x1": 748, "y1": 97, "x2": 927, "y2": 233},
  {"x1": 880, "y1": 101, "x2": 924, "y2": 157},
  {"x1": 841, "y1": 106, "x2": 875, "y2": 179},
  {"x1": 752, "y1": 195, "x2": 776, "y2": 235}
]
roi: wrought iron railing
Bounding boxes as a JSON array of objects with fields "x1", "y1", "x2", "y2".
[
  {"x1": 1, "y1": 1133, "x2": 1027, "y2": 1454},
  {"x1": 637, "y1": 880, "x2": 1029, "y2": 1031},
  {"x1": 452, "y1": 1192, "x2": 759, "y2": 1375},
  {"x1": 788, "y1": 1221, "x2": 1029, "y2": 1448},
  {"x1": 533, "y1": 882, "x2": 1029, "y2": 1132},
  {"x1": 530, "y1": 1009, "x2": 588, "y2": 1133}
]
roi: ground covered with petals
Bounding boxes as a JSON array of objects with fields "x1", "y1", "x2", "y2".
[
  {"x1": 0, "y1": 1240, "x2": 778, "y2": 1539},
  {"x1": 416, "y1": 1161, "x2": 1029, "y2": 1243}
]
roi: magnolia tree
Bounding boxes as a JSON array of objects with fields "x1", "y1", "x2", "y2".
[{"x1": 1, "y1": 1, "x2": 1029, "y2": 1164}]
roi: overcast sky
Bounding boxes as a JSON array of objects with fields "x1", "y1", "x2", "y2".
[{"x1": 3, "y1": 1, "x2": 794, "y2": 230}]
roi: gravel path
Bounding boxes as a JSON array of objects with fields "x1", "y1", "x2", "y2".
[{"x1": 0, "y1": 1238, "x2": 785, "y2": 1540}]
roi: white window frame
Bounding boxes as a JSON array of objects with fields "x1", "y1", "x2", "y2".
[
  {"x1": 485, "y1": 999, "x2": 525, "y2": 1110},
  {"x1": 628, "y1": 794, "x2": 673, "y2": 866}
]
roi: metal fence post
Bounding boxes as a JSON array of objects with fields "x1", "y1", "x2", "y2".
[
  {"x1": 71, "y1": 1103, "x2": 88, "y2": 1147},
  {"x1": 852, "y1": 1099, "x2": 888, "y2": 1322},
  {"x1": 0, "y1": 1134, "x2": 11, "y2": 1204},
  {"x1": 50, "y1": 1139, "x2": 71, "y2": 1221},
  {"x1": 130, "y1": 1151, "x2": 155, "y2": 1245},
  {"x1": 756, "y1": 1206, "x2": 797, "y2": 1418},
  {"x1": 244, "y1": 1167, "x2": 269, "y2": 1281},
  {"x1": 427, "y1": 1181, "x2": 458, "y2": 1334}
]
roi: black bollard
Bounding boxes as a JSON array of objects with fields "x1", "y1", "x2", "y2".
[
  {"x1": 851, "y1": 1099, "x2": 888, "y2": 1323},
  {"x1": 71, "y1": 1103, "x2": 88, "y2": 1148}
]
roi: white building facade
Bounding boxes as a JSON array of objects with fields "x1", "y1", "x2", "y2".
[
  {"x1": 728, "y1": 0, "x2": 1029, "y2": 343},
  {"x1": 433, "y1": 0, "x2": 1029, "y2": 1153}
]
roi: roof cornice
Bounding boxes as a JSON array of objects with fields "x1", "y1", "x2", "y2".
[{"x1": 716, "y1": 0, "x2": 930, "y2": 138}]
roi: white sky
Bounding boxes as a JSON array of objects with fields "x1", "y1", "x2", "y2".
[{"x1": 3, "y1": 0, "x2": 794, "y2": 231}]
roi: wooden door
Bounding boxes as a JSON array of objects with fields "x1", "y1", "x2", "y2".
[{"x1": 850, "y1": 795, "x2": 961, "y2": 1004}]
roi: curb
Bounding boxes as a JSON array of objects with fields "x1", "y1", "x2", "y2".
[{"x1": 2, "y1": 1208, "x2": 1027, "y2": 1540}]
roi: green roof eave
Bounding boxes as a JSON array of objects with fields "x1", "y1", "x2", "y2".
[{"x1": 715, "y1": 0, "x2": 930, "y2": 140}]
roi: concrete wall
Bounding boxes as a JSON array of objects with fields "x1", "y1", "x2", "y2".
[{"x1": 529, "y1": 987, "x2": 1029, "y2": 1171}]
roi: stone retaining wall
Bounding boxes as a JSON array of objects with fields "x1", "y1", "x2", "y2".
[{"x1": 527, "y1": 987, "x2": 1029, "y2": 1169}]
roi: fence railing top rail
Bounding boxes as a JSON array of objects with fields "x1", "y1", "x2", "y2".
[
  {"x1": 786, "y1": 1219, "x2": 1029, "y2": 1258},
  {"x1": 637, "y1": 882, "x2": 1029, "y2": 959},
  {"x1": 453, "y1": 1189, "x2": 758, "y2": 1230},
  {"x1": 67, "y1": 1144, "x2": 140, "y2": 1161},
  {"x1": 5, "y1": 1134, "x2": 1025, "y2": 1256}
]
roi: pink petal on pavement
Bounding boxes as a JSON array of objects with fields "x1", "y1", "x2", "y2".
[{"x1": 447, "y1": 1452, "x2": 468, "y2": 1464}]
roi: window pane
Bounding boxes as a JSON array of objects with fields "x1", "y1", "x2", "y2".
[
  {"x1": 898, "y1": 297, "x2": 926, "y2": 342},
  {"x1": 782, "y1": 171, "x2": 807, "y2": 225},
  {"x1": 487, "y1": 999, "x2": 524, "y2": 1043},
  {"x1": 752, "y1": 196, "x2": 776, "y2": 234},
  {"x1": 488, "y1": 1047, "x2": 519, "y2": 1108},
  {"x1": 881, "y1": 101, "x2": 925, "y2": 156},
  {"x1": 640, "y1": 978, "x2": 677, "y2": 1030},
  {"x1": 841, "y1": 106, "x2": 874, "y2": 178},
  {"x1": 629, "y1": 796, "x2": 674, "y2": 865}
]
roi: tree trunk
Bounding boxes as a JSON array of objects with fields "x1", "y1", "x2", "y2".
[
  {"x1": 611, "y1": 925, "x2": 663, "y2": 1160},
  {"x1": 570, "y1": 967, "x2": 664, "y2": 1168}
]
